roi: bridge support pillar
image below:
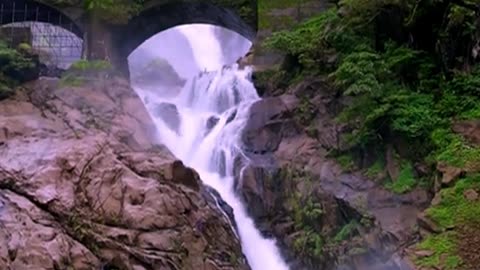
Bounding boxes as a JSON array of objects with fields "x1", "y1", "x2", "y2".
[{"x1": 83, "y1": 12, "x2": 130, "y2": 78}]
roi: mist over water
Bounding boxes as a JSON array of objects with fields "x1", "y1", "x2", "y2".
[{"x1": 130, "y1": 25, "x2": 289, "y2": 270}]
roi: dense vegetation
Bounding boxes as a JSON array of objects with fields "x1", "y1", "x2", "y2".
[
  {"x1": 263, "y1": 0, "x2": 480, "y2": 268},
  {"x1": 265, "y1": 0, "x2": 480, "y2": 190},
  {"x1": 0, "y1": 41, "x2": 37, "y2": 100},
  {"x1": 83, "y1": 0, "x2": 145, "y2": 24}
]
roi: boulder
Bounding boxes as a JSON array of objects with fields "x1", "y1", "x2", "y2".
[
  {"x1": 464, "y1": 189, "x2": 479, "y2": 201},
  {"x1": 153, "y1": 102, "x2": 181, "y2": 133},
  {"x1": 241, "y1": 95, "x2": 298, "y2": 154},
  {"x1": 453, "y1": 120, "x2": 480, "y2": 145},
  {"x1": 437, "y1": 163, "x2": 465, "y2": 186},
  {"x1": 0, "y1": 76, "x2": 249, "y2": 270}
]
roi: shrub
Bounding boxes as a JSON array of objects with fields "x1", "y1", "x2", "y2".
[{"x1": 0, "y1": 40, "x2": 37, "y2": 100}]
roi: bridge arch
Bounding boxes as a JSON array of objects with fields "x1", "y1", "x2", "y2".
[
  {"x1": 114, "y1": 1, "x2": 257, "y2": 64},
  {"x1": 0, "y1": 0, "x2": 83, "y2": 68},
  {"x1": 0, "y1": 0, "x2": 82, "y2": 38}
]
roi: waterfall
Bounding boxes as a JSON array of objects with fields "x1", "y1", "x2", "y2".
[
  {"x1": 134, "y1": 64, "x2": 289, "y2": 270},
  {"x1": 131, "y1": 25, "x2": 289, "y2": 270}
]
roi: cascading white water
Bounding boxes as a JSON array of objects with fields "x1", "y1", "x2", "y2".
[
  {"x1": 134, "y1": 64, "x2": 289, "y2": 270},
  {"x1": 130, "y1": 24, "x2": 289, "y2": 270}
]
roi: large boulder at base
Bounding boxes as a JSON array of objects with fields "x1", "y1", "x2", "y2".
[{"x1": 0, "y1": 77, "x2": 249, "y2": 270}]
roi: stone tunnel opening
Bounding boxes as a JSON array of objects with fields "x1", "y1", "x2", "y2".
[
  {"x1": 127, "y1": 23, "x2": 252, "y2": 93},
  {"x1": 114, "y1": 1, "x2": 256, "y2": 77},
  {"x1": 0, "y1": 0, "x2": 83, "y2": 72}
]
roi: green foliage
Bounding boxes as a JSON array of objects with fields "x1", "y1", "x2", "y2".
[
  {"x1": 84, "y1": 0, "x2": 144, "y2": 24},
  {"x1": 333, "y1": 221, "x2": 359, "y2": 242},
  {"x1": 417, "y1": 174, "x2": 480, "y2": 269},
  {"x1": 431, "y1": 129, "x2": 480, "y2": 168},
  {"x1": 267, "y1": 1, "x2": 480, "y2": 267},
  {"x1": 60, "y1": 73, "x2": 86, "y2": 87},
  {"x1": 0, "y1": 41, "x2": 36, "y2": 74},
  {"x1": 66, "y1": 213, "x2": 102, "y2": 255},
  {"x1": 385, "y1": 162, "x2": 417, "y2": 193},
  {"x1": 293, "y1": 229, "x2": 325, "y2": 259},
  {"x1": 0, "y1": 40, "x2": 36, "y2": 100},
  {"x1": 17, "y1": 43, "x2": 32, "y2": 53},
  {"x1": 0, "y1": 82, "x2": 14, "y2": 100},
  {"x1": 336, "y1": 154, "x2": 355, "y2": 171},
  {"x1": 416, "y1": 232, "x2": 462, "y2": 270},
  {"x1": 213, "y1": 0, "x2": 256, "y2": 27},
  {"x1": 266, "y1": 2, "x2": 480, "y2": 181},
  {"x1": 292, "y1": 203, "x2": 326, "y2": 259},
  {"x1": 70, "y1": 59, "x2": 112, "y2": 71},
  {"x1": 264, "y1": 9, "x2": 343, "y2": 71},
  {"x1": 334, "y1": 43, "x2": 441, "y2": 146},
  {"x1": 337, "y1": 0, "x2": 408, "y2": 25},
  {"x1": 283, "y1": 167, "x2": 326, "y2": 260},
  {"x1": 60, "y1": 60, "x2": 113, "y2": 87},
  {"x1": 426, "y1": 174, "x2": 480, "y2": 229},
  {"x1": 365, "y1": 158, "x2": 384, "y2": 178}
]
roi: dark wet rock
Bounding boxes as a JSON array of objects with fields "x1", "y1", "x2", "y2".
[
  {"x1": 235, "y1": 77, "x2": 423, "y2": 269},
  {"x1": 130, "y1": 57, "x2": 186, "y2": 88},
  {"x1": 206, "y1": 116, "x2": 219, "y2": 130},
  {"x1": 0, "y1": 77, "x2": 249, "y2": 270},
  {"x1": 241, "y1": 96, "x2": 298, "y2": 154},
  {"x1": 153, "y1": 102, "x2": 180, "y2": 133},
  {"x1": 204, "y1": 116, "x2": 220, "y2": 138},
  {"x1": 172, "y1": 160, "x2": 201, "y2": 190},
  {"x1": 39, "y1": 64, "x2": 66, "y2": 78},
  {"x1": 226, "y1": 109, "x2": 237, "y2": 124},
  {"x1": 204, "y1": 186, "x2": 237, "y2": 234}
]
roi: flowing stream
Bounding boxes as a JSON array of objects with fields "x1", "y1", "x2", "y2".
[{"x1": 131, "y1": 26, "x2": 289, "y2": 270}]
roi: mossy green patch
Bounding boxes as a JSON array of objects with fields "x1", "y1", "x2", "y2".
[
  {"x1": 59, "y1": 73, "x2": 86, "y2": 87},
  {"x1": 416, "y1": 232, "x2": 462, "y2": 270},
  {"x1": 336, "y1": 154, "x2": 355, "y2": 172},
  {"x1": 426, "y1": 174, "x2": 480, "y2": 229},
  {"x1": 431, "y1": 129, "x2": 480, "y2": 169},
  {"x1": 416, "y1": 175, "x2": 480, "y2": 269},
  {"x1": 365, "y1": 158, "x2": 385, "y2": 179},
  {"x1": 70, "y1": 59, "x2": 112, "y2": 71},
  {"x1": 385, "y1": 162, "x2": 417, "y2": 194},
  {"x1": 60, "y1": 59, "x2": 113, "y2": 87}
]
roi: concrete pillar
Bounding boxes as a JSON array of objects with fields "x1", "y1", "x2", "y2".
[{"x1": 83, "y1": 11, "x2": 130, "y2": 78}]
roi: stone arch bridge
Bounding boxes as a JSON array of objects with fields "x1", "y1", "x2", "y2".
[{"x1": 0, "y1": 0, "x2": 257, "y2": 75}]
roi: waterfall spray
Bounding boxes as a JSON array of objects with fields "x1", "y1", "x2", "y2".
[{"x1": 133, "y1": 64, "x2": 289, "y2": 270}]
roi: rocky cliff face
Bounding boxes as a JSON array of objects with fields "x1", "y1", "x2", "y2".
[
  {"x1": 0, "y1": 77, "x2": 249, "y2": 270},
  {"x1": 237, "y1": 76, "x2": 430, "y2": 269}
]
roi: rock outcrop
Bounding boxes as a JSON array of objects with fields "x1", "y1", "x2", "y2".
[
  {"x1": 236, "y1": 76, "x2": 428, "y2": 269},
  {"x1": 0, "y1": 77, "x2": 249, "y2": 270}
]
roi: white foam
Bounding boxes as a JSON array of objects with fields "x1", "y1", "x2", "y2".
[{"x1": 133, "y1": 64, "x2": 289, "y2": 270}]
